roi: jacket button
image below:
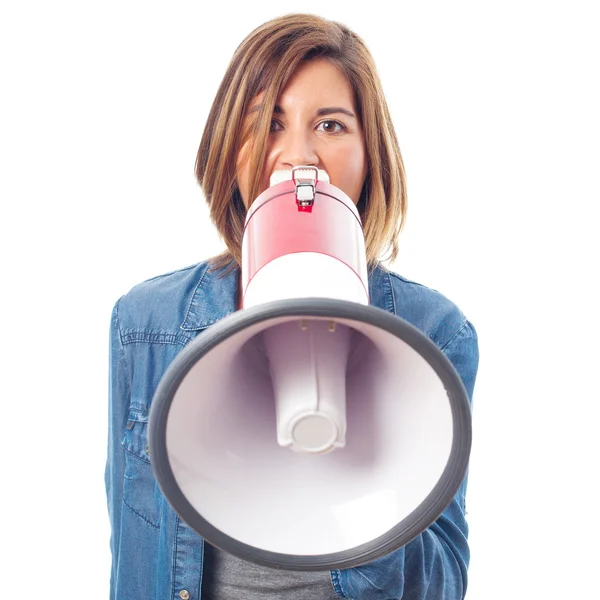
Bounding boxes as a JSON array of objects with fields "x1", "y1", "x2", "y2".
[{"x1": 179, "y1": 591, "x2": 190, "y2": 600}]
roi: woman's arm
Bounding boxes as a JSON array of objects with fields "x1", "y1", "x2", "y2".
[{"x1": 105, "y1": 299, "x2": 131, "y2": 599}]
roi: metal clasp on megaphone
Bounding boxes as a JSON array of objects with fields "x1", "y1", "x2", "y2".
[{"x1": 292, "y1": 165, "x2": 319, "y2": 209}]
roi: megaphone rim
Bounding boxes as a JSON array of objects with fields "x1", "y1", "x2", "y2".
[{"x1": 148, "y1": 297, "x2": 472, "y2": 571}]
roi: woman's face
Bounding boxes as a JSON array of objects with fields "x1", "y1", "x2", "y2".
[{"x1": 236, "y1": 59, "x2": 368, "y2": 208}]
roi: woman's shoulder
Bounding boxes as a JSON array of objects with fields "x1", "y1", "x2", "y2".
[
  {"x1": 113, "y1": 260, "x2": 214, "y2": 335},
  {"x1": 371, "y1": 264, "x2": 473, "y2": 350},
  {"x1": 122, "y1": 261, "x2": 209, "y2": 300}
]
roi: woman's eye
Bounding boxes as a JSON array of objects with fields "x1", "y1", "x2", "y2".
[
  {"x1": 270, "y1": 119, "x2": 283, "y2": 133},
  {"x1": 317, "y1": 120, "x2": 345, "y2": 133}
]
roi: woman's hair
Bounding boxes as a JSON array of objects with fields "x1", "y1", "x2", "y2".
[{"x1": 195, "y1": 13, "x2": 407, "y2": 270}]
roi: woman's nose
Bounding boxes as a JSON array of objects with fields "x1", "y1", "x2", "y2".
[{"x1": 276, "y1": 132, "x2": 319, "y2": 168}]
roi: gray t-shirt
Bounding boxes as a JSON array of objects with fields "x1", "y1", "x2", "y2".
[{"x1": 202, "y1": 544, "x2": 341, "y2": 599}]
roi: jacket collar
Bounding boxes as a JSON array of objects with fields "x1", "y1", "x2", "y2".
[{"x1": 180, "y1": 260, "x2": 396, "y2": 331}]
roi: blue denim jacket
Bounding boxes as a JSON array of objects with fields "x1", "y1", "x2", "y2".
[{"x1": 106, "y1": 260, "x2": 478, "y2": 600}]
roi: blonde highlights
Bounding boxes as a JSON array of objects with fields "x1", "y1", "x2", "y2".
[{"x1": 195, "y1": 13, "x2": 407, "y2": 269}]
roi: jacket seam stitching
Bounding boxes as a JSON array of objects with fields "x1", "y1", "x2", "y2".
[
  {"x1": 440, "y1": 320, "x2": 468, "y2": 352},
  {"x1": 385, "y1": 270, "x2": 398, "y2": 314},
  {"x1": 330, "y1": 569, "x2": 346, "y2": 598},
  {"x1": 121, "y1": 339, "x2": 188, "y2": 347},
  {"x1": 122, "y1": 499, "x2": 160, "y2": 529},
  {"x1": 115, "y1": 297, "x2": 126, "y2": 349},
  {"x1": 172, "y1": 517, "x2": 180, "y2": 598},
  {"x1": 181, "y1": 262, "x2": 210, "y2": 330},
  {"x1": 121, "y1": 334, "x2": 190, "y2": 347},
  {"x1": 122, "y1": 444, "x2": 150, "y2": 463},
  {"x1": 387, "y1": 268, "x2": 440, "y2": 292}
]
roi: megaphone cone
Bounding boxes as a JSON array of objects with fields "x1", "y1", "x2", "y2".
[{"x1": 148, "y1": 168, "x2": 472, "y2": 570}]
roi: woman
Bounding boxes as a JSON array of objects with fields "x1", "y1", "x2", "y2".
[{"x1": 106, "y1": 13, "x2": 478, "y2": 600}]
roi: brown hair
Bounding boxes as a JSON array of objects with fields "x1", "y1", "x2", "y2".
[{"x1": 195, "y1": 13, "x2": 407, "y2": 270}]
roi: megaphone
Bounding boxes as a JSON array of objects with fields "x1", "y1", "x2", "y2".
[{"x1": 148, "y1": 166, "x2": 471, "y2": 570}]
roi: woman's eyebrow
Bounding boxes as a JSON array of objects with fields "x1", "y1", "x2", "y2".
[
  {"x1": 315, "y1": 107, "x2": 356, "y2": 118},
  {"x1": 246, "y1": 105, "x2": 356, "y2": 118}
]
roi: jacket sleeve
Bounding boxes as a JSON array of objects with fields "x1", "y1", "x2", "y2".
[
  {"x1": 335, "y1": 320, "x2": 479, "y2": 600},
  {"x1": 105, "y1": 299, "x2": 131, "y2": 599}
]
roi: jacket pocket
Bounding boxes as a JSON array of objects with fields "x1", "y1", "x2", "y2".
[{"x1": 121, "y1": 408, "x2": 162, "y2": 528}]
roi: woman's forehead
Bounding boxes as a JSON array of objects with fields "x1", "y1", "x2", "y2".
[{"x1": 246, "y1": 61, "x2": 356, "y2": 116}]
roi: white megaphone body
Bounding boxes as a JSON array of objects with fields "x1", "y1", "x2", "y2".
[{"x1": 148, "y1": 167, "x2": 472, "y2": 570}]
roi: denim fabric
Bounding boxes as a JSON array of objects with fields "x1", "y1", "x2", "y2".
[{"x1": 106, "y1": 260, "x2": 479, "y2": 600}]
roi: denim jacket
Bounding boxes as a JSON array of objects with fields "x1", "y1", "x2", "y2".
[{"x1": 106, "y1": 260, "x2": 479, "y2": 600}]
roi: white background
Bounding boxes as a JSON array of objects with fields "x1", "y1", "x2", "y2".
[{"x1": 1, "y1": 1, "x2": 598, "y2": 598}]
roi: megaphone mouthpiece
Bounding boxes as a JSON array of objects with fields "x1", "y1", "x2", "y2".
[{"x1": 263, "y1": 318, "x2": 350, "y2": 454}]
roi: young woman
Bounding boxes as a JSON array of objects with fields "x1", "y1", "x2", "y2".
[{"x1": 106, "y1": 13, "x2": 479, "y2": 600}]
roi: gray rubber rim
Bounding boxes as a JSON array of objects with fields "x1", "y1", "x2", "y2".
[{"x1": 148, "y1": 298, "x2": 472, "y2": 571}]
